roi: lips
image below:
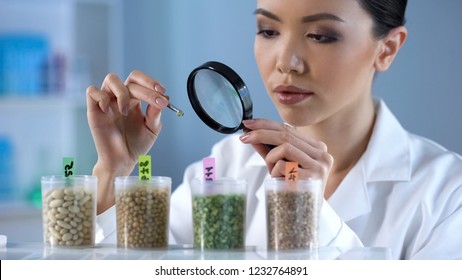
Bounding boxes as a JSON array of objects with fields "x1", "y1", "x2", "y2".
[{"x1": 273, "y1": 85, "x2": 313, "y2": 105}]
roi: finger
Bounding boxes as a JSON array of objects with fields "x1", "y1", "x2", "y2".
[
  {"x1": 268, "y1": 141, "x2": 328, "y2": 166},
  {"x1": 100, "y1": 73, "x2": 131, "y2": 116},
  {"x1": 250, "y1": 143, "x2": 272, "y2": 159},
  {"x1": 126, "y1": 83, "x2": 169, "y2": 109},
  {"x1": 242, "y1": 131, "x2": 327, "y2": 177},
  {"x1": 243, "y1": 118, "x2": 283, "y2": 130},
  {"x1": 270, "y1": 159, "x2": 331, "y2": 181},
  {"x1": 240, "y1": 130, "x2": 273, "y2": 169},
  {"x1": 145, "y1": 103, "x2": 162, "y2": 136},
  {"x1": 270, "y1": 160, "x2": 286, "y2": 178},
  {"x1": 86, "y1": 85, "x2": 111, "y2": 113},
  {"x1": 124, "y1": 70, "x2": 166, "y2": 95},
  {"x1": 240, "y1": 129, "x2": 326, "y2": 161},
  {"x1": 265, "y1": 140, "x2": 333, "y2": 179},
  {"x1": 243, "y1": 118, "x2": 327, "y2": 151}
]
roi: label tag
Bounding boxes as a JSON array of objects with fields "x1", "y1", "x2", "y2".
[
  {"x1": 63, "y1": 157, "x2": 75, "y2": 178},
  {"x1": 285, "y1": 162, "x2": 299, "y2": 182},
  {"x1": 139, "y1": 155, "x2": 151, "y2": 181},
  {"x1": 203, "y1": 157, "x2": 215, "y2": 181}
]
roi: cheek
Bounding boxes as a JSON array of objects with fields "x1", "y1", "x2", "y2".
[
  {"x1": 254, "y1": 40, "x2": 272, "y2": 83},
  {"x1": 316, "y1": 43, "x2": 377, "y2": 91}
]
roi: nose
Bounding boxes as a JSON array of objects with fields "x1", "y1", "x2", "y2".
[{"x1": 276, "y1": 42, "x2": 306, "y2": 75}]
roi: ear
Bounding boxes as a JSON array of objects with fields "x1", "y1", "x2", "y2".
[{"x1": 374, "y1": 26, "x2": 408, "y2": 72}]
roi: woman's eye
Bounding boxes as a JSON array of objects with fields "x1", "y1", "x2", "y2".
[
  {"x1": 257, "y1": 29, "x2": 279, "y2": 38},
  {"x1": 307, "y1": 33, "x2": 337, "y2": 43}
]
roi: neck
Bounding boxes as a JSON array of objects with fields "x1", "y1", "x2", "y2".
[{"x1": 299, "y1": 96, "x2": 376, "y2": 197}]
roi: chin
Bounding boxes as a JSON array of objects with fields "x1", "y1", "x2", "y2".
[{"x1": 280, "y1": 111, "x2": 317, "y2": 127}]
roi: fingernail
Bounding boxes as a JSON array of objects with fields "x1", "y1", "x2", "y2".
[
  {"x1": 242, "y1": 119, "x2": 255, "y2": 126},
  {"x1": 239, "y1": 132, "x2": 250, "y2": 143},
  {"x1": 155, "y1": 97, "x2": 169, "y2": 108},
  {"x1": 154, "y1": 83, "x2": 166, "y2": 94}
]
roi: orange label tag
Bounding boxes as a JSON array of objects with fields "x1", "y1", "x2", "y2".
[{"x1": 285, "y1": 162, "x2": 299, "y2": 182}]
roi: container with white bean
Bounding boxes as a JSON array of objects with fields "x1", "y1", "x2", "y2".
[{"x1": 41, "y1": 175, "x2": 97, "y2": 247}]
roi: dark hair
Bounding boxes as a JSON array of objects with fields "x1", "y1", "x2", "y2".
[{"x1": 356, "y1": 0, "x2": 407, "y2": 38}]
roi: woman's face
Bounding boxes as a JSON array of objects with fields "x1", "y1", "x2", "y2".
[{"x1": 254, "y1": 0, "x2": 382, "y2": 127}]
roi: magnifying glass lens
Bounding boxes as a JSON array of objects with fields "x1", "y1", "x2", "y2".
[
  {"x1": 194, "y1": 69, "x2": 243, "y2": 128},
  {"x1": 187, "y1": 61, "x2": 253, "y2": 134}
]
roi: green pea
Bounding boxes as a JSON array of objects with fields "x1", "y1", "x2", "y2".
[{"x1": 192, "y1": 194, "x2": 245, "y2": 249}]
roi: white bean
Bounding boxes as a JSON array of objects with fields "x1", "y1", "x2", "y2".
[
  {"x1": 62, "y1": 233, "x2": 73, "y2": 241},
  {"x1": 57, "y1": 220, "x2": 72, "y2": 230},
  {"x1": 43, "y1": 187, "x2": 95, "y2": 247},
  {"x1": 49, "y1": 199, "x2": 64, "y2": 208},
  {"x1": 69, "y1": 205, "x2": 80, "y2": 214}
]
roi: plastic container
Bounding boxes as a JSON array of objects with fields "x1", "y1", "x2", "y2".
[
  {"x1": 41, "y1": 175, "x2": 97, "y2": 247},
  {"x1": 115, "y1": 176, "x2": 171, "y2": 249},
  {"x1": 265, "y1": 177, "x2": 323, "y2": 250},
  {"x1": 190, "y1": 177, "x2": 247, "y2": 250}
]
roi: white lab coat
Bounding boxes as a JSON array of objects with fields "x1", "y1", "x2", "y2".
[{"x1": 96, "y1": 99, "x2": 462, "y2": 259}]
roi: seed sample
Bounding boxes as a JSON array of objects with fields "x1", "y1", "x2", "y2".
[
  {"x1": 116, "y1": 184, "x2": 170, "y2": 248},
  {"x1": 42, "y1": 187, "x2": 95, "y2": 247},
  {"x1": 266, "y1": 189, "x2": 318, "y2": 250},
  {"x1": 192, "y1": 194, "x2": 246, "y2": 250}
]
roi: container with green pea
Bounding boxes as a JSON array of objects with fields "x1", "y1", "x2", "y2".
[{"x1": 190, "y1": 178, "x2": 247, "y2": 250}]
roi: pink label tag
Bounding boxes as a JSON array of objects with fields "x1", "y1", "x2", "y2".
[{"x1": 203, "y1": 157, "x2": 215, "y2": 181}]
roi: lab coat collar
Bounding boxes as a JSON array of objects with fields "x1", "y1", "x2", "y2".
[
  {"x1": 364, "y1": 98, "x2": 411, "y2": 182},
  {"x1": 328, "y1": 98, "x2": 412, "y2": 221}
]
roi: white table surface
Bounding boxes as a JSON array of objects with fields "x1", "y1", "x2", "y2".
[{"x1": 0, "y1": 243, "x2": 392, "y2": 260}]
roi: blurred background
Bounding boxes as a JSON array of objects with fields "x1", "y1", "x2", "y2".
[{"x1": 0, "y1": 0, "x2": 461, "y2": 242}]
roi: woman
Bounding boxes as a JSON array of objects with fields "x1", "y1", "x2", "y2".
[{"x1": 87, "y1": 0, "x2": 462, "y2": 259}]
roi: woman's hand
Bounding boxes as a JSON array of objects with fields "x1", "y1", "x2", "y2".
[
  {"x1": 239, "y1": 118, "x2": 334, "y2": 183},
  {"x1": 86, "y1": 70, "x2": 169, "y2": 213}
]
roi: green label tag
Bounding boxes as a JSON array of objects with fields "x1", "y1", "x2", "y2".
[
  {"x1": 63, "y1": 157, "x2": 75, "y2": 178},
  {"x1": 139, "y1": 155, "x2": 151, "y2": 181}
]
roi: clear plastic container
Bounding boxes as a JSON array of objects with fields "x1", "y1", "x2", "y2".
[
  {"x1": 115, "y1": 176, "x2": 171, "y2": 249},
  {"x1": 190, "y1": 177, "x2": 247, "y2": 250},
  {"x1": 265, "y1": 177, "x2": 323, "y2": 250},
  {"x1": 41, "y1": 175, "x2": 97, "y2": 247}
]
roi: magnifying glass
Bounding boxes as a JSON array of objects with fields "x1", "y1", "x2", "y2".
[{"x1": 187, "y1": 61, "x2": 253, "y2": 134}]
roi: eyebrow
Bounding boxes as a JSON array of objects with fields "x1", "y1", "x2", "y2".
[{"x1": 253, "y1": 8, "x2": 345, "y2": 24}]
